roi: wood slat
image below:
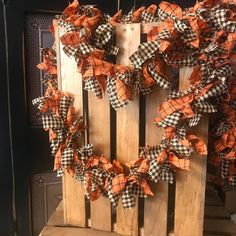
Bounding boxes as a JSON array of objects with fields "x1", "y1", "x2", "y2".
[
  {"x1": 174, "y1": 67, "x2": 208, "y2": 236},
  {"x1": 225, "y1": 190, "x2": 236, "y2": 212},
  {"x1": 144, "y1": 86, "x2": 169, "y2": 236},
  {"x1": 57, "y1": 26, "x2": 86, "y2": 227},
  {"x1": 204, "y1": 206, "x2": 230, "y2": 219},
  {"x1": 41, "y1": 226, "x2": 124, "y2": 236},
  {"x1": 205, "y1": 196, "x2": 224, "y2": 206},
  {"x1": 115, "y1": 23, "x2": 141, "y2": 236},
  {"x1": 89, "y1": 93, "x2": 112, "y2": 231},
  {"x1": 204, "y1": 219, "x2": 236, "y2": 234},
  {"x1": 55, "y1": 23, "x2": 62, "y2": 90}
]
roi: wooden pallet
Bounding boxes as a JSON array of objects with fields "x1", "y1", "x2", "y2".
[
  {"x1": 204, "y1": 195, "x2": 236, "y2": 236},
  {"x1": 54, "y1": 22, "x2": 209, "y2": 236}
]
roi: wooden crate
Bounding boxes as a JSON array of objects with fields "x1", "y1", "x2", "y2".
[{"x1": 56, "y1": 22, "x2": 208, "y2": 236}]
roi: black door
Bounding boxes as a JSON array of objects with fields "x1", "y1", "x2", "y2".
[{"x1": 0, "y1": 1, "x2": 116, "y2": 235}]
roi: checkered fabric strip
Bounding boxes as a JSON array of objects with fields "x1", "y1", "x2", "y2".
[
  {"x1": 63, "y1": 45, "x2": 78, "y2": 58},
  {"x1": 218, "y1": 151, "x2": 227, "y2": 159},
  {"x1": 156, "y1": 28, "x2": 172, "y2": 42},
  {"x1": 116, "y1": 70, "x2": 133, "y2": 85},
  {"x1": 199, "y1": 63, "x2": 214, "y2": 86},
  {"x1": 132, "y1": 69, "x2": 143, "y2": 94},
  {"x1": 79, "y1": 5, "x2": 96, "y2": 16},
  {"x1": 84, "y1": 77, "x2": 103, "y2": 98},
  {"x1": 50, "y1": 130, "x2": 64, "y2": 156},
  {"x1": 168, "y1": 86, "x2": 195, "y2": 99},
  {"x1": 41, "y1": 48, "x2": 57, "y2": 63},
  {"x1": 148, "y1": 160, "x2": 162, "y2": 182},
  {"x1": 147, "y1": 63, "x2": 170, "y2": 89},
  {"x1": 104, "y1": 43, "x2": 119, "y2": 56},
  {"x1": 57, "y1": 168, "x2": 63, "y2": 177},
  {"x1": 156, "y1": 111, "x2": 182, "y2": 128},
  {"x1": 61, "y1": 147, "x2": 74, "y2": 168},
  {"x1": 168, "y1": 90, "x2": 180, "y2": 99},
  {"x1": 221, "y1": 159, "x2": 230, "y2": 179},
  {"x1": 121, "y1": 7, "x2": 135, "y2": 23},
  {"x1": 229, "y1": 175, "x2": 236, "y2": 187},
  {"x1": 170, "y1": 137, "x2": 193, "y2": 157},
  {"x1": 75, "y1": 165, "x2": 85, "y2": 181},
  {"x1": 88, "y1": 168, "x2": 104, "y2": 186},
  {"x1": 107, "y1": 77, "x2": 128, "y2": 110},
  {"x1": 99, "y1": 13, "x2": 111, "y2": 25},
  {"x1": 45, "y1": 78, "x2": 58, "y2": 90},
  {"x1": 32, "y1": 97, "x2": 46, "y2": 110},
  {"x1": 106, "y1": 189, "x2": 120, "y2": 208},
  {"x1": 121, "y1": 184, "x2": 143, "y2": 209},
  {"x1": 208, "y1": 65, "x2": 232, "y2": 84},
  {"x1": 93, "y1": 23, "x2": 113, "y2": 47},
  {"x1": 141, "y1": 87, "x2": 152, "y2": 95},
  {"x1": 59, "y1": 96, "x2": 74, "y2": 120},
  {"x1": 66, "y1": 133, "x2": 80, "y2": 148},
  {"x1": 174, "y1": 20, "x2": 189, "y2": 33},
  {"x1": 159, "y1": 168, "x2": 174, "y2": 183},
  {"x1": 157, "y1": 8, "x2": 170, "y2": 21},
  {"x1": 188, "y1": 113, "x2": 202, "y2": 127},
  {"x1": 141, "y1": 11, "x2": 159, "y2": 23},
  {"x1": 42, "y1": 74, "x2": 58, "y2": 89},
  {"x1": 78, "y1": 42, "x2": 97, "y2": 56},
  {"x1": 193, "y1": 101, "x2": 218, "y2": 113},
  {"x1": 140, "y1": 145, "x2": 162, "y2": 161},
  {"x1": 130, "y1": 40, "x2": 159, "y2": 69},
  {"x1": 215, "y1": 121, "x2": 230, "y2": 136},
  {"x1": 148, "y1": 161, "x2": 174, "y2": 183},
  {"x1": 104, "y1": 175, "x2": 120, "y2": 208},
  {"x1": 121, "y1": 184, "x2": 136, "y2": 209},
  {"x1": 42, "y1": 114, "x2": 64, "y2": 130},
  {"x1": 212, "y1": 8, "x2": 236, "y2": 32},
  {"x1": 57, "y1": 18, "x2": 78, "y2": 32},
  {"x1": 176, "y1": 125, "x2": 186, "y2": 140},
  {"x1": 204, "y1": 44, "x2": 226, "y2": 61},
  {"x1": 174, "y1": 20, "x2": 196, "y2": 43},
  {"x1": 163, "y1": 53, "x2": 198, "y2": 67},
  {"x1": 78, "y1": 144, "x2": 94, "y2": 161},
  {"x1": 199, "y1": 82, "x2": 228, "y2": 101}
]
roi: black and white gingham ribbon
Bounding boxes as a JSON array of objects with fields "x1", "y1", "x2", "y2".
[
  {"x1": 107, "y1": 77, "x2": 128, "y2": 110},
  {"x1": 84, "y1": 77, "x2": 103, "y2": 98}
]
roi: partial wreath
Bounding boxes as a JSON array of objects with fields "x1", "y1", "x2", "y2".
[{"x1": 33, "y1": 0, "x2": 236, "y2": 208}]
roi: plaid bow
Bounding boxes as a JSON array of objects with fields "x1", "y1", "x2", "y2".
[
  {"x1": 93, "y1": 23, "x2": 119, "y2": 56},
  {"x1": 119, "y1": 158, "x2": 154, "y2": 209},
  {"x1": 37, "y1": 48, "x2": 57, "y2": 75},
  {"x1": 107, "y1": 65, "x2": 134, "y2": 109}
]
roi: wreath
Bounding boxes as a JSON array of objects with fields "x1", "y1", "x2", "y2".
[{"x1": 33, "y1": 0, "x2": 236, "y2": 208}]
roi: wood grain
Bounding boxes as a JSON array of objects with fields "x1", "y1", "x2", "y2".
[
  {"x1": 144, "y1": 86, "x2": 169, "y2": 236},
  {"x1": 55, "y1": 23, "x2": 62, "y2": 90},
  {"x1": 57, "y1": 26, "x2": 86, "y2": 227},
  {"x1": 174, "y1": 67, "x2": 208, "y2": 236},
  {"x1": 41, "y1": 226, "x2": 124, "y2": 236},
  {"x1": 89, "y1": 93, "x2": 112, "y2": 231},
  {"x1": 115, "y1": 23, "x2": 141, "y2": 236}
]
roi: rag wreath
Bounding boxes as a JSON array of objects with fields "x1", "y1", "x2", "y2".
[{"x1": 33, "y1": 0, "x2": 236, "y2": 208}]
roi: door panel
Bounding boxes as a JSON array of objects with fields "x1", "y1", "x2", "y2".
[{"x1": 31, "y1": 172, "x2": 62, "y2": 236}]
